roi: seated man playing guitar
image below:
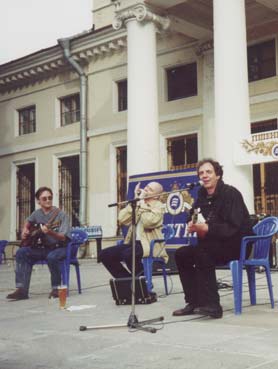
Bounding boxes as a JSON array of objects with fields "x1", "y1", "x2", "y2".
[{"x1": 7, "y1": 186, "x2": 71, "y2": 300}]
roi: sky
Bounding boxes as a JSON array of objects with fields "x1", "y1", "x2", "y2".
[{"x1": 1, "y1": 0, "x2": 94, "y2": 65}]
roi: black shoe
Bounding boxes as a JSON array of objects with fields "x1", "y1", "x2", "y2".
[
  {"x1": 149, "y1": 291, "x2": 157, "y2": 303},
  {"x1": 6, "y1": 288, "x2": 29, "y2": 300},
  {"x1": 172, "y1": 303, "x2": 196, "y2": 316},
  {"x1": 197, "y1": 304, "x2": 223, "y2": 319},
  {"x1": 48, "y1": 289, "x2": 59, "y2": 299}
]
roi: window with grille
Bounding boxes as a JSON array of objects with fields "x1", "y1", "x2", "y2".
[
  {"x1": 116, "y1": 146, "x2": 127, "y2": 235},
  {"x1": 167, "y1": 63, "x2": 197, "y2": 101},
  {"x1": 60, "y1": 94, "x2": 80, "y2": 126},
  {"x1": 117, "y1": 79, "x2": 127, "y2": 112},
  {"x1": 251, "y1": 119, "x2": 278, "y2": 216},
  {"x1": 167, "y1": 134, "x2": 198, "y2": 170},
  {"x1": 248, "y1": 39, "x2": 276, "y2": 82},
  {"x1": 18, "y1": 106, "x2": 36, "y2": 135},
  {"x1": 58, "y1": 156, "x2": 80, "y2": 226},
  {"x1": 16, "y1": 163, "x2": 35, "y2": 239},
  {"x1": 251, "y1": 118, "x2": 278, "y2": 134}
]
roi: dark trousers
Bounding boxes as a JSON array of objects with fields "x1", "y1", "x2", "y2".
[
  {"x1": 175, "y1": 245, "x2": 219, "y2": 307},
  {"x1": 15, "y1": 246, "x2": 67, "y2": 292},
  {"x1": 175, "y1": 241, "x2": 240, "y2": 307},
  {"x1": 99, "y1": 241, "x2": 144, "y2": 278}
]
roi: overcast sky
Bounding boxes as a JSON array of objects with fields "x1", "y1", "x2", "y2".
[{"x1": 1, "y1": 0, "x2": 93, "y2": 65}]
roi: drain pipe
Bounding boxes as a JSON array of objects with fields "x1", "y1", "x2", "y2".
[{"x1": 58, "y1": 37, "x2": 88, "y2": 226}]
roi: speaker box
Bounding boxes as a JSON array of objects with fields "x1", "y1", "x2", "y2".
[
  {"x1": 109, "y1": 276, "x2": 155, "y2": 305},
  {"x1": 152, "y1": 250, "x2": 178, "y2": 275}
]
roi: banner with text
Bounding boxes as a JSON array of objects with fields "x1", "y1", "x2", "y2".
[{"x1": 128, "y1": 168, "x2": 199, "y2": 249}]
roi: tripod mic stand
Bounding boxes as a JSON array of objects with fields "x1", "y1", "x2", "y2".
[{"x1": 79, "y1": 196, "x2": 164, "y2": 334}]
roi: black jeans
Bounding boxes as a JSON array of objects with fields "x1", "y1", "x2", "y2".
[
  {"x1": 99, "y1": 241, "x2": 143, "y2": 278},
  {"x1": 175, "y1": 245, "x2": 219, "y2": 307},
  {"x1": 175, "y1": 241, "x2": 240, "y2": 307}
]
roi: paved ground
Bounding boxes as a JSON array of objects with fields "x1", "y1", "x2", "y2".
[{"x1": 1, "y1": 259, "x2": 278, "y2": 369}]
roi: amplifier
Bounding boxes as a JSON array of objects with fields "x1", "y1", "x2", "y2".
[
  {"x1": 153, "y1": 250, "x2": 178, "y2": 275},
  {"x1": 109, "y1": 276, "x2": 156, "y2": 305}
]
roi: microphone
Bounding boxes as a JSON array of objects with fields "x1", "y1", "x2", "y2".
[{"x1": 185, "y1": 180, "x2": 203, "y2": 189}]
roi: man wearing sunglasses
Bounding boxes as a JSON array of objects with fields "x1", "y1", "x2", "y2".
[{"x1": 7, "y1": 186, "x2": 71, "y2": 300}]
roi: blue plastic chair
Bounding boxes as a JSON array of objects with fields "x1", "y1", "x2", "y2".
[
  {"x1": 0, "y1": 240, "x2": 8, "y2": 264},
  {"x1": 142, "y1": 225, "x2": 175, "y2": 294},
  {"x1": 32, "y1": 229, "x2": 88, "y2": 295},
  {"x1": 60, "y1": 229, "x2": 88, "y2": 295},
  {"x1": 228, "y1": 216, "x2": 278, "y2": 315}
]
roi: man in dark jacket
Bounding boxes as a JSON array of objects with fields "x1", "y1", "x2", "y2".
[{"x1": 173, "y1": 158, "x2": 253, "y2": 318}]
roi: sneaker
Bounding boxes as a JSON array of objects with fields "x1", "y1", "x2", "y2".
[
  {"x1": 172, "y1": 303, "x2": 196, "y2": 316},
  {"x1": 197, "y1": 304, "x2": 223, "y2": 319},
  {"x1": 48, "y1": 289, "x2": 59, "y2": 299},
  {"x1": 6, "y1": 288, "x2": 29, "y2": 300}
]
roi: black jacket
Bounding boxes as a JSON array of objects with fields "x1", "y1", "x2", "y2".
[{"x1": 190, "y1": 180, "x2": 253, "y2": 261}]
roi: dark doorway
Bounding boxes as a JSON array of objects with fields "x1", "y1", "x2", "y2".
[
  {"x1": 116, "y1": 146, "x2": 127, "y2": 235},
  {"x1": 59, "y1": 156, "x2": 80, "y2": 226},
  {"x1": 16, "y1": 163, "x2": 35, "y2": 239},
  {"x1": 252, "y1": 119, "x2": 278, "y2": 215}
]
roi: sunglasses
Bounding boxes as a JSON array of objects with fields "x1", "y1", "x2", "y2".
[{"x1": 41, "y1": 196, "x2": 53, "y2": 201}]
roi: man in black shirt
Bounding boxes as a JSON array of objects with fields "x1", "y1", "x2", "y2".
[{"x1": 173, "y1": 159, "x2": 253, "y2": 318}]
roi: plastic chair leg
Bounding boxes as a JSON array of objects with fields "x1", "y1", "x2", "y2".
[
  {"x1": 265, "y1": 265, "x2": 274, "y2": 308},
  {"x1": 142, "y1": 258, "x2": 153, "y2": 292},
  {"x1": 75, "y1": 264, "x2": 82, "y2": 294},
  {"x1": 161, "y1": 263, "x2": 168, "y2": 295},
  {"x1": 246, "y1": 266, "x2": 256, "y2": 305},
  {"x1": 229, "y1": 260, "x2": 242, "y2": 315}
]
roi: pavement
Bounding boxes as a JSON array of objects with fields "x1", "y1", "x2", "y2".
[{"x1": 1, "y1": 258, "x2": 278, "y2": 369}]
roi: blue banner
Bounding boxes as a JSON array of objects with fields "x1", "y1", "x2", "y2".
[{"x1": 128, "y1": 168, "x2": 200, "y2": 249}]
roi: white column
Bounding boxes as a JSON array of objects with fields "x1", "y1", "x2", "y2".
[
  {"x1": 126, "y1": 19, "x2": 159, "y2": 176},
  {"x1": 213, "y1": 0, "x2": 254, "y2": 212},
  {"x1": 113, "y1": 4, "x2": 169, "y2": 177},
  {"x1": 198, "y1": 42, "x2": 215, "y2": 158}
]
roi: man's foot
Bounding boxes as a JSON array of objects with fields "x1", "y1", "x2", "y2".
[
  {"x1": 48, "y1": 289, "x2": 59, "y2": 299},
  {"x1": 149, "y1": 291, "x2": 157, "y2": 303},
  {"x1": 172, "y1": 303, "x2": 196, "y2": 316},
  {"x1": 197, "y1": 304, "x2": 223, "y2": 319},
  {"x1": 6, "y1": 288, "x2": 29, "y2": 300}
]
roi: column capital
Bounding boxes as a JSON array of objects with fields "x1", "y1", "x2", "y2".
[
  {"x1": 112, "y1": 4, "x2": 170, "y2": 32},
  {"x1": 195, "y1": 40, "x2": 214, "y2": 56}
]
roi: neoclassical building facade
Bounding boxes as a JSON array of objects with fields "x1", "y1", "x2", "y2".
[{"x1": 0, "y1": 0, "x2": 278, "y2": 241}]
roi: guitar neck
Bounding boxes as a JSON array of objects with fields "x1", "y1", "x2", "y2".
[{"x1": 192, "y1": 209, "x2": 199, "y2": 224}]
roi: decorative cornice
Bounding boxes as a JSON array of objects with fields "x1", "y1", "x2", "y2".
[
  {"x1": 0, "y1": 33, "x2": 127, "y2": 94},
  {"x1": 0, "y1": 134, "x2": 80, "y2": 158},
  {"x1": 112, "y1": 4, "x2": 170, "y2": 32},
  {"x1": 195, "y1": 40, "x2": 214, "y2": 56}
]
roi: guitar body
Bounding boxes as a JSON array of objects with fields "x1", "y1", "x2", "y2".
[
  {"x1": 20, "y1": 224, "x2": 44, "y2": 247},
  {"x1": 191, "y1": 208, "x2": 207, "y2": 239},
  {"x1": 20, "y1": 221, "x2": 60, "y2": 247}
]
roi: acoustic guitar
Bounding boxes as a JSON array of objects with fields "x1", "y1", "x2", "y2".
[{"x1": 20, "y1": 221, "x2": 60, "y2": 248}]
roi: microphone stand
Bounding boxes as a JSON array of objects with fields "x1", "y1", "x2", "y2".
[{"x1": 80, "y1": 196, "x2": 164, "y2": 334}]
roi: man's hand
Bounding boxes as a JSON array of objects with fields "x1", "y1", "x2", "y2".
[
  {"x1": 187, "y1": 221, "x2": 208, "y2": 239},
  {"x1": 134, "y1": 182, "x2": 141, "y2": 198},
  {"x1": 21, "y1": 229, "x2": 30, "y2": 240},
  {"x1": 40, "y1": 224, "x2": 50, "y2": 234}
]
